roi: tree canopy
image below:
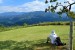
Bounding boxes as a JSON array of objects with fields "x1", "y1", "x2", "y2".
[{"x1": 45, "y1": 0, "x2": 75, "y2": 18}]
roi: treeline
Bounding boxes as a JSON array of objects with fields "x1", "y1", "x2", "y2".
[
  {"x1": 0, "y1": 23, "x2": 29, "y2": 32},
  {"x1": 32, "y1": 22, "x2": 70, "y2": 26},
  {"x1": 0, "y1": 22, "x2": 75, "y2": 32}
]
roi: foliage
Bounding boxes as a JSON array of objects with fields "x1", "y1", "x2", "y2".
[
  {"x1": 0, "y1": 24, "x2": 29, "y2": 32},
  {"x1": 23, "y1": 23, "x2": 28, "y2": 27},
  {"x1": 0, "y1": 21, "x2": 74, "y2": 32},
  {"x1": 45, "y1": 0, "x2": 75, "y2": 18},
  {"x1": 33, "y1": 22, "x2": 70, "y2": 26},
  {"x1": 0, "y1": 22, "x2": 75, "y2": 32},
  {"x1": 68, "y1": 11, "x2": 75, "y2": 18}
]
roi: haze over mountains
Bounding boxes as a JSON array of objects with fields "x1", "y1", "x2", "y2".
[{"x1": 0, "y1": 11, "x2": 72, "y2": 26}]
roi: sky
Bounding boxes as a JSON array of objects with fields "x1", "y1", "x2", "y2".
[{"x1": 0, "y1": 0, "x2": 75, "y2": 13}]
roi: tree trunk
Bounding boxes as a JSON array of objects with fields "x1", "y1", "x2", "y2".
[{"x1": 69, "y1": 20, "x2": 73, "y2": 50}]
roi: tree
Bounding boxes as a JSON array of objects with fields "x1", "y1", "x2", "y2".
[{"x1": 45, "y1": 0, "x2": 75, "y2": 50}]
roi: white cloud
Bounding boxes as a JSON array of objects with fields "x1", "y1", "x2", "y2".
[
  {"x1": 0, "y1": 6, "x2": 22, "y2": 12},
  {"x1": 56, "y1": 0, "x2": 75, "y2": 12},
  {"x1": 0, "y1": 0, "x2": 47, "y2": 12},
  {"x1": 67, "y1": 0, "x2": 75, "y2": 11},
  {"x1": 67, "y1": 0, "x2": 75, "y2": 3},
  {"x1": 0, "y1": 0, "x2": 75, "y2": 12},
  {"x1": 21, "y1": 0, "x2": 47, "y2": 12}
]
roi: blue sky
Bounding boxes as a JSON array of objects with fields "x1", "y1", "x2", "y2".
[
  {"x1": 0, "y1": 0, "x2": 75, "y2": 13},
  {"x1": 0, "y1": 0, "x2": 35, "y2": 6}
]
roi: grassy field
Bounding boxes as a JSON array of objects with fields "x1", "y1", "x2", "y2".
[{"x1": 0, "y1": 25, "x2": 75, "y2": 50}]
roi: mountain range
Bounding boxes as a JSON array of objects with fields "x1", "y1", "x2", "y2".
[{"x1": 0, "y1": 11, "x2": 72, "y2": 26}]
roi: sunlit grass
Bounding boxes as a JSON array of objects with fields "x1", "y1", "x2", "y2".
[{"x1": 0, "y1": 25, "x2": 75, "y2": 50}]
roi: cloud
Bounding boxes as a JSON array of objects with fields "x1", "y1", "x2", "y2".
[
  {"x1": 0, "y1": 0, "x2": 47, "y2": 12},
  {"x1": 0, "y1": 0, "x2": 75, "y2": 12},
  {"x1": 66, "y1": 0, "x2": 75, "y2": 11},
  {"x1": 67, "y1": 0, "x2": 75, "y2": 3},
  {"x1": 21, "y1": 0, "x2": 47, "y2": 12},
  {"x1": 0, "y1": 6, "x2": 22, "y2": 12},
  {"x1": 56, "y1": 0, "x2": 75, "y2": 12}
]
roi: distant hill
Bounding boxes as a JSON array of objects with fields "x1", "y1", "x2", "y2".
[{"x1": 0, "y1": 11, "x2": 72, "y2": 26}]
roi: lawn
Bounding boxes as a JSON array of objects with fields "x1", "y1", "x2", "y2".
[{"x1": 0, "y1": 25, "x2": 75, "y2": 50}]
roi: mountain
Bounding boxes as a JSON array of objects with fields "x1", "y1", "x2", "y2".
[{"x1": 0, "y1": 11, "x2": 72, "y2": 26}]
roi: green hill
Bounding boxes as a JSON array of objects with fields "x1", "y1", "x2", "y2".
[
  {"x1": 0, "y1": 25, "x2": 69, "y2": 41},
  {"x1": 0, "y1": 25, "x2": 75, "y2": 50}
]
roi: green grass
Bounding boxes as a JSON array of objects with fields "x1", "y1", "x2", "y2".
[{"x1": 0, "y1": 25, "x2": 75, "y2": 50}]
